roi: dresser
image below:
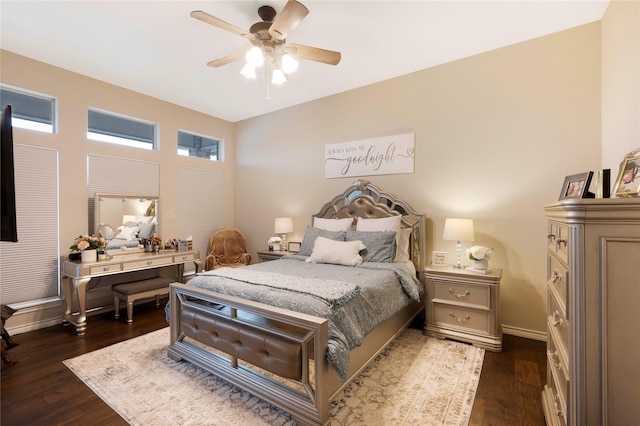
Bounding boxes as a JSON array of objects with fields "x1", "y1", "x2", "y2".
[
  {"x1": 62, "y1": 250, "x2": 201, "y2": 335},
  {"x1": 424, "y1": 265, "x2": 502, "y2": 351},
  {"x1": 542, "y1": 199, "x2": 640, "y2": 426}
]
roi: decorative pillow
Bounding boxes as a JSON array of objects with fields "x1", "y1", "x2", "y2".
[
  {"x1": 305, "y1": 237, "x2": 365, "y2": 267},
  {"x1": 136, "y1": 215, "x2": 154, "y2": 224},
  {"x1": 137, "y1": 222, "x2": 155, "y2": 239},
  {"x1": 395, "y1": 227, "x2": 412, "y2": 263},
  {"x1": 313, "y1": 217, "x2": 354, "y2": 232},
  {"x1": 356, "y1": 215, "x2": 411, "y2": 263},
  {"x1": 346, "y1": 230, "x2": 396, "y2": 263},
  {"x1": 300, "y1": 226, "x2": 346, "y2": 256},
  {"x1": 116, "y1": 225, "x2": 138, "y2": 241}
]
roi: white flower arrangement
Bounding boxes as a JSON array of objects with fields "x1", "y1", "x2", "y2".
[
  {"x1": 466, "y1": 245, "x2": 493, "y2": 261},
  {"x1": 267, "y1": 236, "x2": 282, "y2": 245}
]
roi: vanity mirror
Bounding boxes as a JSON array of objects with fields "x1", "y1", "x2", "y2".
[{"x1": 93, "y1": 193, "x2": 159, "y2": 253}]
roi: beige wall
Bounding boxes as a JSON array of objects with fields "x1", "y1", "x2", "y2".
[
  {"x1": 601, "y1": 0, "x2": 640, "y2": 170},
  {"x1": 235, "y1": 23, "x2": 603, "y2": 337},
  {"x1": 1, "y1": 50, "x2": 236, "y2": 330}
]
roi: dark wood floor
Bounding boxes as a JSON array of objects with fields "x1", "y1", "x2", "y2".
[{"x1": 1, "y1": 303, "x2": 547, "y2": 425}]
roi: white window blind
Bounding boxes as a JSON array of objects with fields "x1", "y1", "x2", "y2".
[
  {"x1": 0, "y1": 145, "x2": 59, "y2": 306},
  {"x1": 177, "y1": 167, "x2": 224, "y2": 262},
  {"x1": 87, "y1": 154, "x2": 159, "y2": 233}
]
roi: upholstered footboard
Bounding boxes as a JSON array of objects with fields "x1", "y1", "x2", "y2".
[
  {"x1": 168, "y1": 282, "x2": 423, "y2": 425},
  {"x1": 168, "y1": 282, "x2": 333, "y2": 425}
]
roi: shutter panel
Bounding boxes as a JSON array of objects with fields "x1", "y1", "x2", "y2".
[{"x1": 0, "y1": 145, "x2": 59, "y2": 305}]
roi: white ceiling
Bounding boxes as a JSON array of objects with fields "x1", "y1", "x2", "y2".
[{"x1": 1, "y1": 1, "x2": 609, "y2": 123}]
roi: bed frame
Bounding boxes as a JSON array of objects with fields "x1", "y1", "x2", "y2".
[{"x1": 168, "y1": 180, "x2": 426, "y2": 425}]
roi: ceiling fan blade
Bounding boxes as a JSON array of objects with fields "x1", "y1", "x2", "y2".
[
  {"x1": 286, "y1": 44, "x2": 341, "y2": 66},
  {"x1": 269, "y1": 0, "x2": 309, "y2": 41},
  {"x1": 207, "y1": 51, "x2": 246, "y2": 68},
  {"x1": 191, "y1": 10, "x2": 257, "y2": 41}
]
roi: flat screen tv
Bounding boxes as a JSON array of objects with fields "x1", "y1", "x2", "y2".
[{"x1": 1, "y1": 104, "x2": 18, "y2": 242}]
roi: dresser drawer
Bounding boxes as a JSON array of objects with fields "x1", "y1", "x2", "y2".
[
  {"x1": 432, "y1": 281, "x2": 490, "y2": 309},
  {"x1": 548, "y1": 222, "x2": 569, "y2": 264},
  {"x1": 122, "y1": 256, "x2": 173, "y2": 270},
  {"x1": 547, "y1": 334, "x2": 569, "y2": 423},
  {"x1": 174, "y1": 252, "x2": 196, "y2": 263},
  {"x1": 547, "y1": 254, "x2": 568, "y2": 311},
  {"x1": 548, "y1": 290, "x2": 569, "y2": 358},
  {"x1": 89, "y1": 263, "x2": 122, "y2": 275},
  {"x1": 433, "y1": 304, "x2": 490, "y2": 335}
]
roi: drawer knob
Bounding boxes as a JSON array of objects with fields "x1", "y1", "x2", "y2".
[
  {"x1": 103, "y1": 267, "x2": 110, "y2": 272},
  {"x1": 547, "y1": 233, "x2": 556, "y2": 242},
  {"x1": 552, "y1": 311, "x2": 563, "y2": 327},
  {"x1": 448, "y1": 288, "x2": 470, "y2": 299},
  {"x1": 146, "y1": 261, "x2": 153, "y2": 265},
  {"x1": 556, "y1": 238, "x2": 567, "y2": 248},
  {"x1": 550, "y1": 271, "x2": 561, "y2": 283},
  {"x1": 449, "y1": 312, "x2": 471, "y2": 323},
  {"x1": 548, "y1": 350, "x2": 561, "y2": 369}
]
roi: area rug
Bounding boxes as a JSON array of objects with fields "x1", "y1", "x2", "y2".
[{"x1": 63, "y1": 327, "x2": 484, "y2": 425}]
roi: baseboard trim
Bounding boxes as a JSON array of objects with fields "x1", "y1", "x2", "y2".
[{"x1": 502, "y1": 324, "x2": 547, "y2": 342}]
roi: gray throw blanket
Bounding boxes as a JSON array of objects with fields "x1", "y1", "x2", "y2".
[{"x1": 201, "y1": 268, "x2": 360, "y2": 308}]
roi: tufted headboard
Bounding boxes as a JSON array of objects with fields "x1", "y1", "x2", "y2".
[{"x1": 313, "y1": 179, "x2": 426, "y2": 277}]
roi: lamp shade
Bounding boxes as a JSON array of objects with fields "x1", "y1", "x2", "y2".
[
  {"x1": 274, "y1": 217, "x2": 294, "y2": 234},
  {"x1": 443, "y1": 218, "x2": 475, "y2": 242}
]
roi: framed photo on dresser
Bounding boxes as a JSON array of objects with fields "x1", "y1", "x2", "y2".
[
  {"x1": 559, "y1": 171, "x2": 593, "y2": 200},
  {"x1": 613, "y1": 149, "x2": 640, "y2": 197}
]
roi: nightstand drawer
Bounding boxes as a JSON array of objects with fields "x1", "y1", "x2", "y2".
[
  {"x1": 433, "y1": 304, "x2": 490, "y2": 335},
  {"x1": 123, "y1": 257, "x2": 173, "y2": 270},
  {"x1": 433, "y1": 281, "x2": 490, "y2": 309},
  {"x1": 547, "y1": 254, "x2": 568, "y2": 311}
]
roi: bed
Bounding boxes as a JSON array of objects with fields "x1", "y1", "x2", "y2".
[{"x1": 167, "y1": 180, "x2": 426, "y2": 425}]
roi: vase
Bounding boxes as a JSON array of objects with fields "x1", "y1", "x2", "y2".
[
  {"x1": 472, "y1": 259, "x2": 489, "y2": 270},
  {"x1": 81, "y1": 249, "x2": 97, "y2": 262}
]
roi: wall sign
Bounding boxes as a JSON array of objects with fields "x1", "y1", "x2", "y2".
[{"x1": 324, "y1": 132, "x2": 415, "y2": 179}]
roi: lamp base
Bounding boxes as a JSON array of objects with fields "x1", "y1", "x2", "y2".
[{"x1": 281, "y1": 234, "x2": 287, "y2": 251}]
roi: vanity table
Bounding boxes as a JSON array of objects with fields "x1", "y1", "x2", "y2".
[{"x1": 62, "y1": 250, "x2": 201, "y2": 335}]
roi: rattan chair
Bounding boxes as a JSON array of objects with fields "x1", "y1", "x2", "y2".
[{"x1": 204, "y1": 227, "x2": 251, "y2": 270}]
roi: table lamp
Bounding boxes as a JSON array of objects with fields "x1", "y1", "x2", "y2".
[
  {"x1": 443, "y1": 218, "x2": 475, "y2": 268},
  {"x1": 274, "y1": 217, "x2": 294, "y2": 251}
]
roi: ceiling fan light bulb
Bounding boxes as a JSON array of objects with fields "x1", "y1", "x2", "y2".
[
  {"x1": 272, "y1": 69, "x2": 287, "y2": 85},
  {"x1": 245, "y1": 46, "x2": 264, "y2": 67},
  {"x1": 240, "y1": 63, "x2": 256, "y2": 79},
  {"x1": 281, "y1": 53, "x2": 299, "y2": 74}
]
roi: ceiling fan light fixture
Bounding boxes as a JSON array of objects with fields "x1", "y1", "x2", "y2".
[
  {"x1": 245, "y1": 46, "x2": 264, "y2": 67},
  {"x1": 271, "y1": 69, "x2": 287, "y2": 85},
  {"x1": 240, "y1": 63, "x2": 257, "y2": 79},
  {"x1": 281, "y1": 53, "x2": 299, "y2": 74}
]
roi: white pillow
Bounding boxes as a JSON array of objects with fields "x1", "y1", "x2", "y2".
[
  {"x1": 116, "y1": 226, "x2": 138, "y2": 241},
  {"x1": 395, "y1": 228, "x2": 412, "y2": 263},
  {"x1": 313, "y1": 217, "x2": 354, "y2": 232},
  {"x1": 356, "y1": 215, "x2": 402, "y2": 232},
  {"x1": 305, "y1": 236, "x2": 365, "y2": 267},
  {"x1": 136, "y1": 215, "x2": 153, "y2": 224}
]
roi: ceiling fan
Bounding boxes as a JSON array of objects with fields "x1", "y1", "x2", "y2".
[{"x1": 191, "y1": 0, "x2": 341, "y2": 85}]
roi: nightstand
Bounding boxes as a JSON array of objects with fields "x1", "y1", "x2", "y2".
[
  {"x1": 424, "y1": 265, "x2": 502, "y2": 351},
  {"x1": 257, "y1": 250, "x2": 288, "y2": 262}
]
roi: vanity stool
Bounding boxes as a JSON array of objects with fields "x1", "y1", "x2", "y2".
[{"x1": 112, "y1": 277, "x2": 174, "y2": 324}]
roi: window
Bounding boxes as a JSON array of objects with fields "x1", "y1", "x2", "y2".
[
  {"x1": 177, "y1": 130, "x2": 222, "y2": 161},
  {"x1": 87, "y1": 109, "x2": 156, "y2": 150},
  {"x1": 0, "y1": 86, "x2": 56, "y2": 133}
]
